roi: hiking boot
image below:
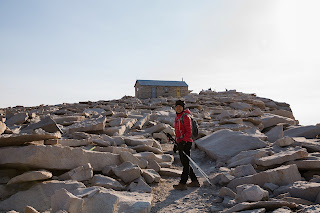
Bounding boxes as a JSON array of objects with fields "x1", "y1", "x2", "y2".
[
  {"x1": 173, "y1": 183, "x2": 187, "y2": 190},
  {"x1": 187, "y1": 180, "x2": 200, "y2": 187}
]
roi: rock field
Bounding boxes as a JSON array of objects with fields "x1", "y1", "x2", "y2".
[{"x1": 1, "y1": 89, "x2": 320, "y2": 213}]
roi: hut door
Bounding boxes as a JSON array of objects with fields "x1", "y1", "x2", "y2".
[
  {"x1": 176, "y1": 88, "x2": 181, "y2": 97},
  {"x1": 152, "y1": 87, "x2": 157, "y2": 98}
]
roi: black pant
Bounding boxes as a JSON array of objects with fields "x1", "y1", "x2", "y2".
[{"x1": 178, "y1": 142, "x2": 197, "y2": 184}]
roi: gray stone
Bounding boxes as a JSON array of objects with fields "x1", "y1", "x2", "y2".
[
  {"x1": 52, "y1": 115, "x2": 86, "y2": 126},
  {"x1": 0, "y1": 180, "x2": 85, "y2": 212},
  {"x1": 134, "y1": 152, "x2": 174, "y2": 164},
  {"x1": 7, "y1": 170, "x2": 52, "y2": 184},
  {"x1": 147, "y1": 159, "x2": 161, "y2": 172},
  {"x1": 230, "y1": 164, "x2": 257, "y2": 178},
  {"x1": 0, "y1": 129, "x2": 61, "y2": 147},
  {"x1": 265, "y1": 125, "x2": 284, "y2": 143},
  {"x1": 274, "y1": 181, "x2": 320, "y2": 203},
  {"x1": 119, "y1": 151, "x2": 147, "y2": 169},
  {"x1": 221, "y1": 201, "x2": 297, "y2": 213},
  {"x1": 284, "y1": 125, "x2": 320, "y2": 139},
  {"x1": 287, "y1": 153, "x2": 320, "y2": 170},
  {"x1": 0, "y1": 145, "x2": 121, "y2": 171},
  {"x1": 127, "y1": 176, "x2": 152, "y2": 193},
  {"x1": 22, "y1": 116, "x2": 62, "y2": 133},
  {"x1": 59, "y1": 163, "x2": 93, "y2": 181},
  {"x1": 45, "y1": 138, "x2": 90, "y2": 147},
  {"x1": 51, "y1": 188, "x2": 83, "y2": 213},
  {"x1": 267, "y1": 109, "x2": 295, "y2": 120},
  {"x1": 142, "y1": 169, "x2": 161, "y2": 183},
  {"x1": 235, "y1": 184, "x2": 269, "y2": 202},
  {"x1": 275, "y1": 136, "x2": 294, "y2": 147},
  {"x1": 264, "y1": 182, "x2": 279, "y2": 192},
  {"x1": 230, "y1": 102, "x2": 252, "y2": 110},
  {"x1": 292, "y1": 137, "x2": 320, "y2": 152},
  {"x1": 90, "y1": 174, "x2": 124, "y2": 190},
  {"x1": 132, "y1": 114, "x2": 150, "y2": 129},
  {"x1": 113, "y1": 161, "x2": 141, "y2": 183},
  {"x1": 131, "y1": 144, "x2": 163, "y2": 154},
  {"x1": 104, "y1": 125, "x2": 126, "y2": 136},
  {"x1": 227, "y1": 165, "x2": 302, "y2": 189},
  {"x1": 65, "y1": 116, "x2": 106, "y2": 133},
  {"x1": 228, "y1": 149, "x2": 269, "y2": 168},
  {"x1": 5, "y1": 112, "x2": 28, "y2": 126},
  {"x1": 196, "y1": 129, "x2": 267, "y2": 162},
  {"x1": 74, "y1": 187, "x2": 152, "y2": 213},
  {"x1": 261, "y1": 113, "x2": 295, "y2": 129},
  {"x1": 255, "y1": 148, "x2": 308, "y2": 167},
  {"x1": 219, "y1": 187, "x2": 236, "y2": 199}
]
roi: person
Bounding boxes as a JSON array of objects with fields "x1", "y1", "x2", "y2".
[{"x1": 173, "y1": 100, "x2": 200, "y2": 190}]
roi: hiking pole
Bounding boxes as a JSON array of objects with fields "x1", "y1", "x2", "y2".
[{"x1": 163, "y1": 132, "x2": 213, "y2": 186}]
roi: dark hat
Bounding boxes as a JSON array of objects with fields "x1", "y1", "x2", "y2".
[{"x1": 175, "y1": 100, "x2": 185, "y2": 108}]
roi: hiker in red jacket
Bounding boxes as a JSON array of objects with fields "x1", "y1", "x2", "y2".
[{"x1": 173, "y1": 100, "x2": 200, "y2": 190}]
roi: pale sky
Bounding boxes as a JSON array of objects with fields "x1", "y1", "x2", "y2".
[{"x1": 1, "y1": 0, "x2": 319, "y2": 125}]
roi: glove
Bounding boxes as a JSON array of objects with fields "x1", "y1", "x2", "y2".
[{"x1": 173, "y1": 144, "x2": 178, "y2": 153}]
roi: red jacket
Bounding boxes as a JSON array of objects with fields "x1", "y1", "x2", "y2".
[{"x1": 175, "y1": 109, "x2": 193, "y2": 143}]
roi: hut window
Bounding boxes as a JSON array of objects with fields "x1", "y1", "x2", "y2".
[{"x1": 164, "y1": 87, "x2": 168, "y2": 92}]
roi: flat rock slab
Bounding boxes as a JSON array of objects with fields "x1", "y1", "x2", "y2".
[
  {"x1": 195, "y1": 129, "x2": 267, "y2": 162},
  {"x1": 0, "y1": 130, "x2": 61, "y2": 147},
  {"x1": 227, "y1": 165, "x2": 301, "y2": 189},
  {"x1": 0, "y1": 180, "x2": 85, "y2": 212},
  {"x1": 287, "y1": 153, "x2": 320, "y2": 170},
  {"x1": 274, "y1": 181, "x2": 320, "y2": 203},
  {"x1": 284, "y1": 125, "x2": 320, "y2": 139},
  {"x1": 134, "y1": 152, "x2": 174, "y2": 164},
  {"x1": 255, "y1": 148, "x2": 308, "y2": 167},
  {"x1": 0, "y1": 145, "x2": 121, "y2": 171},
  {"x1": 90, "y1": 174, "x2": 124, "y2": 190},
  {"x1": 221, "y1": 201, "x2": 297, "y2": 213},
  {"x1": 7, "y1": 170, "x2": 52, "y2": 184},
  {"x1": 261, "y1": 113, "x2": 295, "y2": 129},
  {"x1": 22, "y1": 116, "x2": 62, "y2": 133},
  {"x1": 73, "y1": 187, "x2": 152, "y2": 213},
  {"x1": 293, "y1": 137, "x2": 320, "y2": 152},
  {"x1": 65, "y1": 116, "x2": 106, "y2": 133},
  {"x1": 5, "y1": 112, "x2": 28, "y2": 126}
]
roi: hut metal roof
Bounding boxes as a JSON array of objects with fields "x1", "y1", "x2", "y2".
[{"x1": 135, "y1": 80, "x2": 188, "y2": 87}]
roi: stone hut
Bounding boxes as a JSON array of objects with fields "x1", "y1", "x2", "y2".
[{"x1": 134, "y1": 80, "x2": 188, "y2": 99}]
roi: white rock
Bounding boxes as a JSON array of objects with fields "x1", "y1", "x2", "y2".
[
  {"x1": 51, "y1": 188, "x2": 83, "y2": 213},
  {"x1": 195, "y1": 129, "x2": 267, "y2": 162},
  {"x1": 65, "y1": 116, "x2": 106, "y2": 133},
  {"x1": 284, "y1": 125, "x2": 320, "y2": 139},
  {"x1": 235, "y1": 184, "x2": 269, "y2": 202},
  {"x1": 5, "y1": 112, "x2": 28, "y2": 126},
  {"x1": 0, "y1": 180, "x2": 85, "y2": 212},
  {"x1": 113, "y1": 161, "x2": 141, "y2": 183},
  {"x1": 127, "y1": 176, "x2": 152, "y2": 193},
  {"x1": 7, "y1": 170, "x2": 52, "y2": 185},
  {"x1": 230, "y1": 164, "x2": 257, "y2": 178},
  {"x1": 119, "y1": 151, "x2": 147, "y2": 169},
  {"x1": 275, "y1": 136, "x2": 294, "y2": 147},
  {"x1": 228, "y1": 165, "x2": 302, "y2": 189},
  {"x1": 142, "y1": 169, "x2": 161, "y2": 183},
  {"x1": 90, "y1": 174, "x2": 124, "y2": 190},
  {"x1": 0, "y1": 145, "x2": 121, "y2": 171},
  {"x1": 59, "y1": 163, "x2": 93, "y2": 181},
  {"x1": 265, "y1": 125, "x2": 284, "y2": 143}
]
